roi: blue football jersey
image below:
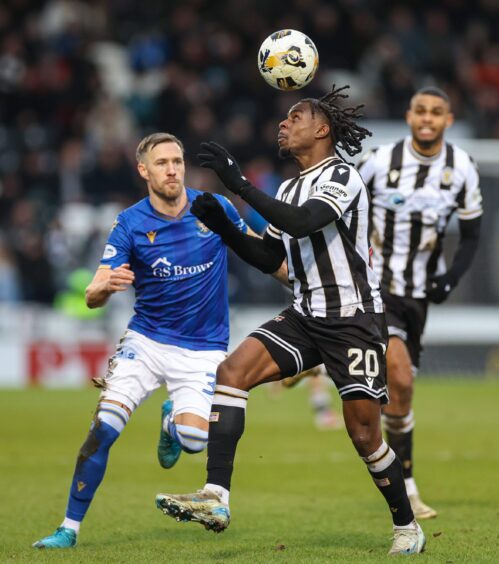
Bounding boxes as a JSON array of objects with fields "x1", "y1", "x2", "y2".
[{"x1": 99, "y1": 188, "x2": 247, "y2": 351}]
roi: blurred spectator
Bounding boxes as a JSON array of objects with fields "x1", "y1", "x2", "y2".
[
  {"x1": 0, "y1": 0, "x2": 497, "y2": 304},
  {"x1": 0, "y1": 237, "x2": 20, "y2": 302}
]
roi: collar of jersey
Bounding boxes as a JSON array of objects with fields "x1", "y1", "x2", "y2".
[
  {"x1": 147, "y1": 196, "x2": 189, "y2": 221},
  {"x1": 405, "y1": 136, "x2": 443, "y2": 164},
  {"x1": 299, "y1": 156, "x2": 342, "y2": 177}
]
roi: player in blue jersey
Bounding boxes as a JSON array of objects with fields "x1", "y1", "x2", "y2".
[{"x1": 32, "y1": 132, "x2": 259, "y2": 549}]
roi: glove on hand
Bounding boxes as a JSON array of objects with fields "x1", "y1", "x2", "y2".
[
  {"x1": 197, "y1": 141, "x2": 249, "y2": 194},
  {"x1": 191, "y1": 192, "x2": 230, "y2": 235},
  {"x1": 426, "y1": 272, "x2": 456, "y2": 304}
]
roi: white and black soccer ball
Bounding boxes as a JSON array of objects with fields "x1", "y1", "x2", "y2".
[{"x1": 258, "y1": 29, "x2": 319, "y2": 91}]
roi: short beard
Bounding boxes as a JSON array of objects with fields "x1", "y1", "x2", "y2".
[
  {"x1": 413, "y1": 132, "x2": 443, "y2": 152},
  {"x1": 278, "y1": 147, "x2": 292, "y2": 159}
]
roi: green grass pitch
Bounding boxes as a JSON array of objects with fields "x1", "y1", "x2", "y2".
[{"x1": 1, "y1": 378, "x2": 498, "y2": 562}]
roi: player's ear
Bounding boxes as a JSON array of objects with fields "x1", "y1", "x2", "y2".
[
  {"x1": 316, "y1": 122, "x2": 330, "y2": 140},
  {"x1": 405, "y1": 109, "x2": 412, "y2": 127},
  {"x1": 137, "y1": 161, "x2": 149, "y2": 181},
  {"x1": 445, "y1": 111, "x2": 454, "y2": 129}
]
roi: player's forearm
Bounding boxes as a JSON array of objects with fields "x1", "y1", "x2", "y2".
[
  {"x1": 271, "y1": 261, "x2": 291, "y2": 287},
  {"x1": 238, "y1": 184, "x2": 337, "y2": 237},
  {"x1": 85, "y1": 279, "x2": 112, "y2": 309},
  {"x1": 219, "y1": 222, "x2": 285, "y2": 274},
  {"x1": 447, "y1": 217, "x2": 481, "y2": 283}
]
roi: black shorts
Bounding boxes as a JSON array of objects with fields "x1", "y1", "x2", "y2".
[
  {"x1": 250, "y1": 306, "x2": 389, "y2": 404},
  {"x1": 382, "y1": 291, "x2": 428, "y2": 368}
]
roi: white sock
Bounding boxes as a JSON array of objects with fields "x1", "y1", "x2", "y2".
[
  {"x1": 404, "y1": 477, "x2": 419, "y2": 497},
  {"x1": 393, "y1": 519, "x2": 417, "y2": 530},
  {"x1": 61, "y1": 517, "x2": 81, "y2": 534},
  {"x1": 204, "y1": 483, "x2": 230, "y2": 505}
]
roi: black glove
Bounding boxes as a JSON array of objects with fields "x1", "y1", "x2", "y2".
[
  {"x1": 191, "y1": 193, "x2": 231, "y2": 235},
  {"x1": 197, "y1": 141, "x2": 249, "y2": 195},
  {"x1": 426, "y1": 272, "x2": 457, "y2": 304}
]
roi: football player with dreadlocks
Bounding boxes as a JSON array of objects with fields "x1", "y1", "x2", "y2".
[{"x1": 155, "y1": 86, "x2": 426, "y2": 556}]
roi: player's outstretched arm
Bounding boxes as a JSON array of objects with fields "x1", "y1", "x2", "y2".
[
  {"x1": 197, "y1": 142, "x2": 338, "y2": 238},
  {"x1": 85, "y1": 263, "x2": 135, "y2": 308},
  {"x1": 192, "y1": 193, "x2": 285, "y2": 274}
]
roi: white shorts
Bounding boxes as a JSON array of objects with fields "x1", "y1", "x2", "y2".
[{"x1": 100, "y1": 330, "x2": 225, "y2": 420}]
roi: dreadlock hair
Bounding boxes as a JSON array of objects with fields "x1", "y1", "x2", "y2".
[{"x1": 301, "y1": 84, "x2": 371, "y2": 158}]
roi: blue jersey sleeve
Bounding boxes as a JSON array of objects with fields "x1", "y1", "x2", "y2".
[
  {"x1": 99, "y1": 215, "x2": 133, "y2": 269},
  {"x1": 216, "y1": 195, "x2": 248, "y2": 233}
]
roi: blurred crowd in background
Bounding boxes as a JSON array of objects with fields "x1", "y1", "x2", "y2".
[{"x1": 0, "y1": 0, "x2": 498, "y2": 306}]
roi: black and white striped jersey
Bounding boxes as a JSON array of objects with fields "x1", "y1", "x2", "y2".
[
  {"x1": 358, "y1": 136, "x2": 483, "y2": 299},
  {"x1": 265, "y1": 156, "x2": 383, "y2": 318}
]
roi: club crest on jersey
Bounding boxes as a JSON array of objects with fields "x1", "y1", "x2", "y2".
[
  {"x1": 388, "y1": 169, "x2": 400, "y2": 184},
  {"x1": 146, "y1": 231, "x2": 157, "y2": 244},
  {"x1": 440, "y1": 167, "x2": 453, "y2": 187},
  {"x1": 196, "y1": 220, "x2": 213, "y2": 238}
]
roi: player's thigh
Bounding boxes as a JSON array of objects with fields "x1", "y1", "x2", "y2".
[
  {"x1": 217, "y1": 337, "x2": 282, "y2": 390},
  {"x1": 383, "y1": 292, "x2": 427, "y2": 370},
  {"x1": 314, "y1": 312, "x2": 389, "y2": 405},
  {"x1": 237, "y1": 307, "x2": 321, "y2": 389},
  {"x1": 165, "y1": 348, "x2": 225, "y2": 421},
  {"x1": 100, "y1": 330, "x2": 162, "y2": 412},
  {"x1": 386, "y1": 335, "x2": 413, "y2": 385}
]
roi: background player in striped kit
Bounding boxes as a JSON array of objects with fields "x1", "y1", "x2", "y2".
[
  {"x1": 32, "y1": 132, "x2": 268, "y2": 549},
  {"x1": 156, "y1": 86, "x2": 426, "y2": 555},
  {"x1": 357, "y1": 87, "x2": 482, "y2": 519}
]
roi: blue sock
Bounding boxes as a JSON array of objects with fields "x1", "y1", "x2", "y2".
[
  {"x1": 167, "y1": 417, "x2": 208, "y2": 454},
  {"x1": 65, "y1": 403, "x2": 129, "y2": 522}
]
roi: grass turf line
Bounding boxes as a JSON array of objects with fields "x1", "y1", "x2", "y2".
[{"x1": 1, "y1": 378, "x2": 498, "y2": 562}]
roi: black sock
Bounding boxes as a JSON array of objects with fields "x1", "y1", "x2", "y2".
[
  {"x1": 369, "y1": 457, "x2": 415, "y2": 526},
  {"x1": 383, "y1": 411, "x2": 415, "y2": 479},
  {"x1": 206, "y1": 403, "x2": 246, "y2": 491},
  {"x1": 386, "y1": 429, "x2": 413, "y2": 479},
  {"x1": 363, "y1": 441, "x2": 414, "y2": 526}
]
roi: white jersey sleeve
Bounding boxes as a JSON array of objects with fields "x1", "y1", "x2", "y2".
[{"x1": 356, "y1": 148, "x2": 378, "y2": 188}]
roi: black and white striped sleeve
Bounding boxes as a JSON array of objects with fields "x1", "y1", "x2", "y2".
[
  {"x1": 309, "y1": 163, "x2": 361, "y2": 219},
  {"x1": 265, "y1": 223, "x2": 282, "y2": 240},
  {"x1": 457, "y1": 157, "x2": 483, "y2": 221}
]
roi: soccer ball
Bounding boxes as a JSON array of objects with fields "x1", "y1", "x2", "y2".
[{"x1": 258, "y1": 29, "x2": 319, "y2": 91}]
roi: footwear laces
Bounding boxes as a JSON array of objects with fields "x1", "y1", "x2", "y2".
[{"x1": 391, "y1": 527, "x2": 417, "y2": 552}]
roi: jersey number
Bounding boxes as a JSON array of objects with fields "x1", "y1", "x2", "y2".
[{"x1": 348, "y1": 348, "x2": 379, "y2": 377}]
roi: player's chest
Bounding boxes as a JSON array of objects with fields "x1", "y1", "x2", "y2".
[
  {"x1": 374, "y1": 162, "x2": 462, "y2": 215},
  {"x1": 130, "y1": 218, "x2": 221, "y2": 268}
]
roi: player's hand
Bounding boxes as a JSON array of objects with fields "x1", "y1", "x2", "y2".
[
  {"x1": 107, "y1": 263, "x2": 135, "y2": 293},
  {"x1": 197, "y1": 142, "x2": 249, "y2": 194},
  {"x1": 426, "y1": 272, "x2": 456, "y2": 304},
  {"x1": 191, "y1": 193, "x2": 230, "y2": 234}
]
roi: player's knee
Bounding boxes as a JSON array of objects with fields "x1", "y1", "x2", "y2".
[
  {"x1": 388, "y1": 378, "x2": 413, "y2": 408},
  {"x1": 349, "y1": 427, "x2": 380, "y2": 457},
  {"x1": 216, "y1": 358, "x2": 243, "y2": 388},
  {"x1": 175, "y1": 424, "x2": 208, "y2": 454},
  {"x1": 77, "y1": 418, "x2": 121, "y2": 466}
]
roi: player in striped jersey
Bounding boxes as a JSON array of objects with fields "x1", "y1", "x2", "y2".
[
  {"x1": 357, "y1": 87, "x2": 482, "y2": 520},
  {"x1": 156, "y1": 86, "x2": 426, "y2": 555}
]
